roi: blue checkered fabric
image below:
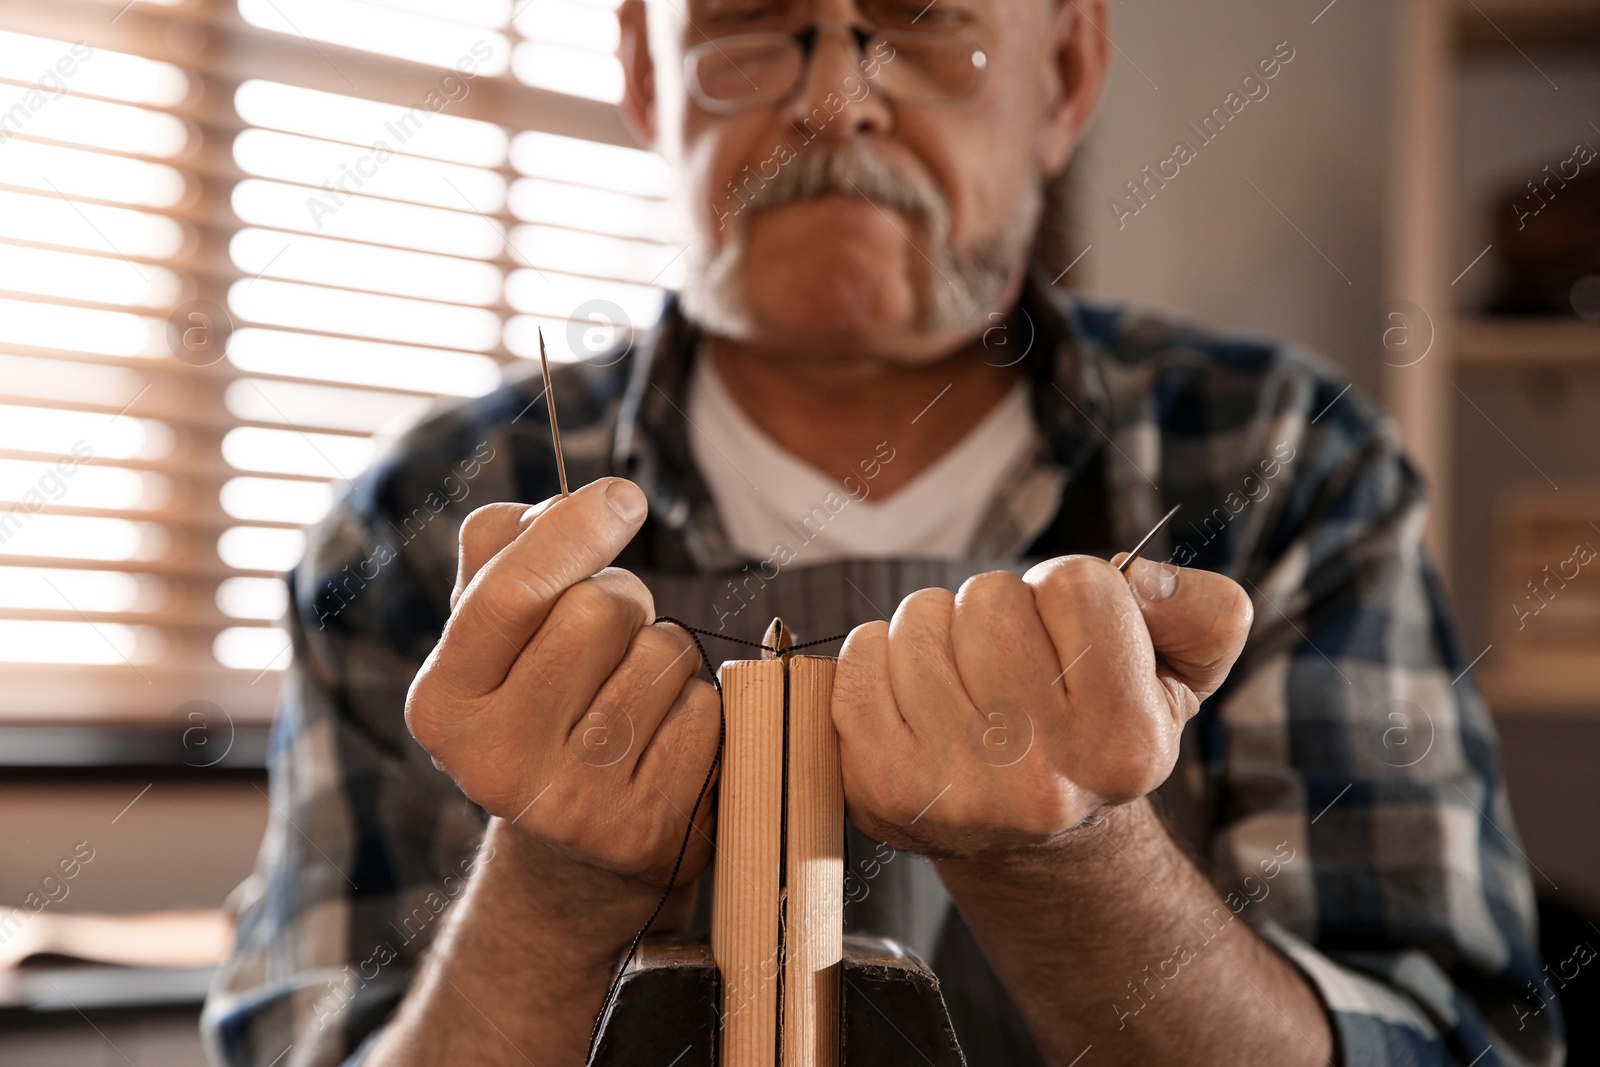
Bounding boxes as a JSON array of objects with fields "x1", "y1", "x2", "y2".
[{"x1": 200, "y1": 274, "x2": 1563, "y2": 1067}]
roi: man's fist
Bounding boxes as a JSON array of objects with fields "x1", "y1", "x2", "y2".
[
  {"x1": 832, "y1": 555, "x2": 1252, "y2": 858},
  {"x1": 405, "y1": 478, "x2": 721, "y2": 890}
]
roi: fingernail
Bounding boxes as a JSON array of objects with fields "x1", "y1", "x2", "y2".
[
  {"x1": 1128, "y1": 558, "x2": 1178, "y2": 602},
  {"x1": 606, "y1": 480, "x2": 648, "y2": 523}
]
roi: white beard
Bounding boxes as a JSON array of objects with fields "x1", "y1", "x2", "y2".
[{"x1": 677, "y1": 144, "x2": 1043, "y2": 339}]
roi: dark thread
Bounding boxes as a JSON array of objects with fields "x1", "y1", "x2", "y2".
[
  {"x1": 584, "y1": 617, "x2": 851, "y2": 1063},
  {"x1": 657, "y1": 618, "x2": 852, "y2": 654}
]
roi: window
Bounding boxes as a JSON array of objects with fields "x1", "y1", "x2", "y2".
[{"x1": 0, "y1": 0, "x2": 683, "y2": 726}]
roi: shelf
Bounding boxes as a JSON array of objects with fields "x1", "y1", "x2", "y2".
[
  {"x1": 1480, "y1": 656, "x2": 1600, "y2": 716},
  {"x1": 1456, "y1": 317, "x2": 1600, "y2": 366},
  {"x1": 1457, "y1": 0, "x2": 1600, "y2": 54},
  {"x1": 1478, "y1": 488, "x2": 1600, "y2": 716}
]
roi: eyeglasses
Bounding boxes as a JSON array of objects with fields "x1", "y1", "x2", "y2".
[{"x1": 684, "y1": 22, "x2": 987, "y2": 115}]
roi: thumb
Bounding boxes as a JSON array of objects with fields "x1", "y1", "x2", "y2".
[
  {"x1": 1112, "y1": 555, "x2": 1253, "y2": 701},
  {"x1": 428, "y1": 477, "x2": 650, "y2": 699}
]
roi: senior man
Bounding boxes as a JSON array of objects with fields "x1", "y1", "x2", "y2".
[{"x1": 202, "y1": 1, "x2": 1561, "y2": 1065}]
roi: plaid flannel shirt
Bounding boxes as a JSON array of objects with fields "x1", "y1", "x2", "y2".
[{"x1": 200, "y1": 273, "x2": 1563, "y2": 1067}]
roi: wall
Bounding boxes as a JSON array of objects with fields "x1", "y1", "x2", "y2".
[
  {"x1": 1074, "y1": 2, "x2": 1600, "y2": 914},
  {"x1": 1075, "y1": 0, "x2": 1394, "y2": 402}
]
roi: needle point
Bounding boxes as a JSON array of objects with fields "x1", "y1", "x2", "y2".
[{"x1": 1117, "y1": 504, "x2": 1181, "y2": 573}]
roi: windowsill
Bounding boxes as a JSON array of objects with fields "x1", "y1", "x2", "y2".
[
  {"x1": 0, "y1": 725, "x2": 270, "y2": 776},
  {"x1": 0, "y1": 964, "x2": 214, "y2": 1017}
]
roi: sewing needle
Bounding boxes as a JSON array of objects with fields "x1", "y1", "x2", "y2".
[
  {"x1": 1117, "y1": 504, "x2": 1181, "y2": 573},
  {"x1": 537, "y1": 326, "x2": 571, "y2": 499}
]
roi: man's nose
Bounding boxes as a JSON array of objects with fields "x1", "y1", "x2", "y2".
[{"x1": 783, "y1": 24, "x2": 893, "y2": 141}]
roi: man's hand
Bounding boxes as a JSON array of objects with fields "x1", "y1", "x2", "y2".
[
  {"x1": 405, "y1": 478, "x2": 721, "y2": 896},
  {"x1": 372, "y1": 480, "x2": 723, "y2": 1067},
  {"x1": 832, "y1": 554, "x2": 1252, "y2": 858}
]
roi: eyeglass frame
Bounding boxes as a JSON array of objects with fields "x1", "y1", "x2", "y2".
[{"x1": 681, "y1": 20, "x2": 988, "y2": 115}]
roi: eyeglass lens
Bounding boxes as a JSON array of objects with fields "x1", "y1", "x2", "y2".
[{"x1": 690, "y1": 30, "x2": 982, "y2": 111}]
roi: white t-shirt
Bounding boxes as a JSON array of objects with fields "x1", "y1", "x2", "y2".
[{"x1": 686, "y1": 349, "x2": 1036, "y2": 564}]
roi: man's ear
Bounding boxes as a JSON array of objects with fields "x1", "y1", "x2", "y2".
[
  {"x1": 617, "y1": 0, "x2": 657, "y2": 146},
  {"x1": 1038, "y1": 0, "x2": 1110, "y2": 178}
]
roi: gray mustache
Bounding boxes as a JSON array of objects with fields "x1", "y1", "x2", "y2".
[{"x1": 729, "y1": 145, "x2": 948, "y2": 229}]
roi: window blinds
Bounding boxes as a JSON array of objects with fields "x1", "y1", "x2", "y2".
[{"x1": 0, "y1": 0, "x2": 683, "y2": 725}]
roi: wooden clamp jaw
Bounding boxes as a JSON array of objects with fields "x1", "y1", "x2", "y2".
[
  {"x1": 713, "y1": 617, "x2": 843, "y2": 1067},
  {"x1": 586, "y1": 617, "x2": 967, "y2": 1067}
]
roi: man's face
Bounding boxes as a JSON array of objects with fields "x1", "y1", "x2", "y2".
[{"x1": 636, "y1": 0, "x2": 1076, "y2": 365}]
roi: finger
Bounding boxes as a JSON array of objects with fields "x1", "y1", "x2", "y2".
[
  {"x1": 632, "y1": 675, "x2": 724, "y2": 877},
  {"x1": 451, "y1": 499, "x2": 557, "y2": 612},
  {"x1": 833, "y1": 619, "x2": 923, "y2": 837},
  {"x1": 1023, "y1": 555, "x2": 1172, "y2": 794},
  {"x1": 885, "y1": 588, "x2": 975, "y2": 750},
  {"x1": 1111, "y1": 555, "x2": 1254, "y2": 701},
  {"x1": 834, "y1": 620, "x2": 912, "y2": 745},
  {"x1": 1024, "y1": 555, "x2": 1157, "y2": 711},
  {"x1": 580, "y1": 622, "x2": 703, "y2": 773},
  {"x1": 436, "y1": 478, "x2": 649, "y2": 697},
  {"x1": 950, "y1": 571, "x2": 1063, "y2": 765},
  {"x1": 539, "y1": 668, "x2": 721, "y2": 887},
  {"x1": 501, "y1": 566, "x2": 656, "y2": 727},
  {"x1": 635, "y1": 673, "x2": 722, "y2": 790}
]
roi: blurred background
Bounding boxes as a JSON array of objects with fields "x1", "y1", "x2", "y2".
[{"x1": 0, "y1": 0, "x2": 1595, "y2": 1061}]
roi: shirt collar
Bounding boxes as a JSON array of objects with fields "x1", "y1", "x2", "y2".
[{"x1": 612, "y1": 269, "x2": 1111, "y2": 571}]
